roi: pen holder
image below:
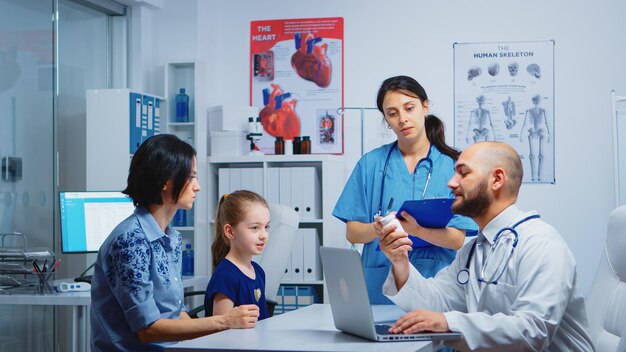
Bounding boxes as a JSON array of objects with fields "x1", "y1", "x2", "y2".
[{"x1": 32, "y1": 272, "x2": 54, "y2": 295}]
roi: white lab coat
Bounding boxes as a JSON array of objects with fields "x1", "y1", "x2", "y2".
[{"x1": 383, "y1": 205, "x2": 595, "y2": 351}]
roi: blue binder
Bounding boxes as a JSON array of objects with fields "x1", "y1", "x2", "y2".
[{"x1": 397, "y1": 198, "x2": 454, "y2": 248}]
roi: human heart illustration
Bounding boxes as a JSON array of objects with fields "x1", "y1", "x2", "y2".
[
  {"x1": 291, "y1": 33, "x2": 331, "y2": 88},
  {"x1": 259, "y1": 84, "x2": 301, "y2": 140}
]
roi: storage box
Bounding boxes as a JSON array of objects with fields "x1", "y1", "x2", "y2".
[
  {"x1": 210, "y1": 131, "x2": 249, "y2": 156},
  {"x1": 208, "y1": 105, "x2": 260, "y2": 132}
]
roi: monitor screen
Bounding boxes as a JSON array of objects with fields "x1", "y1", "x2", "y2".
[{"x1": 59, "y1": 191, "x2": 135, "y2": 253}]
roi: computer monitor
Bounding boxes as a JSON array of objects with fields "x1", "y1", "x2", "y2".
[{"x1": 59, "y1": 191, "x2": 135, "y2": 253}]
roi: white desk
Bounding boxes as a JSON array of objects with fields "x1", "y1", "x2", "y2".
[
  {"x1": 0, "y1": 275, "x2": 209, "y2": 352},
  {"x1": 167, "y1": 304, "x2": 440, "y2": 352}
]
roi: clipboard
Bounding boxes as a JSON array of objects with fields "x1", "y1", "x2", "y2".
[{"x1": 397, "y1": 198, "x2": 454, "y2": 248}]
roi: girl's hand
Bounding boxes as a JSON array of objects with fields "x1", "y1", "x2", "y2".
[{"x1": 224, "y1": 304, "x2": 259, "y2": 329}]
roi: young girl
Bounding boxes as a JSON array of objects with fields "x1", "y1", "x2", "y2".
[{"x1": 205, "y1": 190, "x2": 271, "y2": 320}]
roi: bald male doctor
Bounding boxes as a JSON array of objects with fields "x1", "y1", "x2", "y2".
[{"x1": 378, "y1": 142, "x2": 595, "y2": 351}]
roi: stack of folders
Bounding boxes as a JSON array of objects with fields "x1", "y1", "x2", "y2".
[
  {"x1": 218, "y1": 166, "x2": 321, "y2": 220},
  {"x1": 283, "y1": 228, "x2": 321, "y2": 283}
]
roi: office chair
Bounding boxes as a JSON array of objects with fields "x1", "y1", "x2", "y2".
[
  {"x1": 254, "y1": 203, "x2": 299, "y2": 304},
  {"x1": 184, "y1": 290, "x2": 206, "y2": 318},
  {"x1": 586, "y1": 205, "x2": 626, "y2": 351}
]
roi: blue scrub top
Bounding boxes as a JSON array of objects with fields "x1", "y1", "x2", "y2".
[{"x1": 333, "y1": 142, "x2": 477, "y2": 304}]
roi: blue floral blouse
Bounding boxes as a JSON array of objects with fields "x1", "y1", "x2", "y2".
[{"x1": 90, "y1": 206, "x2": 185, "y2": 352}]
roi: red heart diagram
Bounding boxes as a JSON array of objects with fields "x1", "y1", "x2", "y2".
[
  {"x1": 291, "y1": 33, "x2": 331, "y2": 88},
  {"x1": 259, "y1": 84, "x2": 301, "y2": 140}
]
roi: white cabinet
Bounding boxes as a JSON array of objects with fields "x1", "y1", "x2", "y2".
[
  {"x1": 207, "y1": 154, "x2": 347, "y2": 302},
  {"x1": 164, "y1": 61, "x2": 209, "y2": 278}
]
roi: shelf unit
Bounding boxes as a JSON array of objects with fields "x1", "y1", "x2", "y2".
[
  {"x1": 207, "y1": 154, "x2": 347, "y2": 302},
  {"x1": 164, "y1": 60, "x2": 209, "y2": 278}
]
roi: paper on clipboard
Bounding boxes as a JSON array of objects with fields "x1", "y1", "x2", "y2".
[{"x1": 397, "y1": 198, "x2": 454, "y2": 248}]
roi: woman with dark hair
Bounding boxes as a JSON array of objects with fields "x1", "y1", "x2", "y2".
[
  {"x1": 90, "y1": 134, "x2": 259, "y2": 352},
  {"x1": 333, "y1": 76, "x2": 477, "y2": 304}
]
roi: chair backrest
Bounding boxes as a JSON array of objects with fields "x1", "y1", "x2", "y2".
[
  {"x1": 586, "y1": 205, "x2": 626, "y2": 351},
  {"x1": 253, "y1": 203, "x2": 299, "y2": 301}
]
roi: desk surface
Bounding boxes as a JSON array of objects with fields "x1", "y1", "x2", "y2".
[
  {"x1": 0, "y1": 275, "x2": 209, "y2": 306},
  {"x1": 167, "y1": 304, "x2": 435, "y2": 352}
]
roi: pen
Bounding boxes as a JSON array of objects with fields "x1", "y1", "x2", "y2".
[
  {"x1": 51, "y1": 258, "x2": 62, "y2": 272},
  {"x1": 386, "y1": 197, "x2": 394, "y2": 215},
  {"x1": 33, "y1": 260, "x2": 41, "y2": 273}
]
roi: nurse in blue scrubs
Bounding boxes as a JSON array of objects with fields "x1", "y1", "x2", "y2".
[{"x1": 333, "y1": 76, "x2": 477, "y2": 304}]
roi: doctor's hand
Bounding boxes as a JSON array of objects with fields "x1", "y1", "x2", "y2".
[
  {"x1": 378, "y1": 221, "x2": 412, "y2": 266},
  {"x1": 389, "y1": 309, "x2": 450, "y2": 335}
]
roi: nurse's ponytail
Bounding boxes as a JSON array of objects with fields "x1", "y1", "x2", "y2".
[{"x1": 425, "y1": 114, "x2": 460, "y2": 160}]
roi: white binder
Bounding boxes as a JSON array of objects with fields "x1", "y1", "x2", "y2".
[
  {"x1": 290, "y1": 168, "x2": 304, "y2": 217},
  {"x1": 218, "y1": 168, "x2": 230, "y2": 199},
  {"x1": 252, "y1": 168, "x2": 264, "y2": 196},
  {"x1": 279, "y1": 167, "x2": 291, "y2": 207},
  {"x1": 229, "y1": 168, "x2": 242, "y2": 191},
  {"x1": 282, "y1": 253, "x2": 292, "y2": 282},
  {"x1": 300, "y1": 167, "x2": 321, "y2": 219},
  {"x1": 267, "y1": 167, "x2": 280, "y2": 204},
  {"x1": 303, "y1": 228, "x2": 321, "y2": 281},
  {"x1": 290, "y1": 229, "x2": 304, "y2": 282}
]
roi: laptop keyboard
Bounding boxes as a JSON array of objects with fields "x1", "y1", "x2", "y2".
[{"x1": 375, "y1": 324, "x2": 393, "y2": 335}]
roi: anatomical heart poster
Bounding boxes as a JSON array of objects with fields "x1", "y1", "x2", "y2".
[
  {"x1": 250, "y1": 17, "x2": 344, "y2": 154},
  {"x1": 453, "y1": 40, "x2": 555, "y2": 184}
]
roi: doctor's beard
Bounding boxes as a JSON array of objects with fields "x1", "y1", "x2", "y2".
[{"x1": 451, "y1": 179, "x2": 491, "y2": 219}]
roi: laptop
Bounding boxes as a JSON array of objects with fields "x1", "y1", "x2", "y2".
[{"x1": 319, "y1": 246, "x2": 463, "y2": 342}]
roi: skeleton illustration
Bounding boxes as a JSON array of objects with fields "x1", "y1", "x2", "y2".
[
  {"x1": 466, "y1": 95, "x2": 495, "y2": 144},
  {"x1": 519, "y1": 95, "x2": 550, "y2": 182},
  {"x1": 508, "y1": 62, "x2": 519, "y2": 77},
  {"x1": 488, "y1": 63, "x2": 500, "y2": 76},
  {"x1": 467, "y1": 66, "x2": 482, "y2": 81},
  {"x1": 502, "y1": 96, "x2": 516, "y2": 129},
  {"x1": 526, "y1": 63, "x2": 541, "y2": 79}
]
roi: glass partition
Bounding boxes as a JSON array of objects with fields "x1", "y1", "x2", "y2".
[{"x1": 0, "y1": 0, "x2": 55, "y2": 351}]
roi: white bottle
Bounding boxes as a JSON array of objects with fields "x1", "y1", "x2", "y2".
[
  {"x1": 284, "y1": 139, "x2": 293, "y2": 155},
  {"x1": 379, "y1": 213, "x2": 405, "y2": 233}
]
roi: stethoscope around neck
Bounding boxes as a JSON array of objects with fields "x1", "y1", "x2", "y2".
[
  {"x1": 456, "y1": 214, "x2": 541, "y2": 286},
  {"x1": 376, "y1": 141, "x2": 434, "y2": 218}
]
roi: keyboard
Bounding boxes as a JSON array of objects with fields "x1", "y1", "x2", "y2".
[
  {"x1": 74, "y1": 275, "x2": 92, "y2": 284},
  {"x1": 375, "y1": 324, "x2": 393, "y2": 335}
]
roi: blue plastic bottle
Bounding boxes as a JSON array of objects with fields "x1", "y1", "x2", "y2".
[
  {"x1": 182, "y1": 243, "x2": 194, "y2": 276},
  {"x1": 174, "y1": 209, "x2": 187, "y2": 227},
  {"x1": 175, "y1": 88, "x2": 189, "y2": 122}
]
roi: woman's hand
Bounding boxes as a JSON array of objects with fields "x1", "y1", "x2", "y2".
[
  {"x1": 373, "y1": 215, "x2": 384, "y2": 238},
  {"x1": 397, "y1": 211, "x2": 423, "y2": 237}
]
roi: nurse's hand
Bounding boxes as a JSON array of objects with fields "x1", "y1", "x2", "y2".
[
  {"x1": 372, "y1": 215, "x2": 384, "y2": 237},
  {"x1": 389, "y1": 309, "x2": 450, "y2": 335},
  {"x1": 398, "y1": 211, "x2": 424, "y2": 236}
]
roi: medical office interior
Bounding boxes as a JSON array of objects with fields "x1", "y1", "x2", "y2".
[{"x1": 1, "y1": 0, "x2": 626, "y2": 351}]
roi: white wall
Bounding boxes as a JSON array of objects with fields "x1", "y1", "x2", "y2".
[{"x1": 148, "y1": 0, "x2": 626, "y2": 294}]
